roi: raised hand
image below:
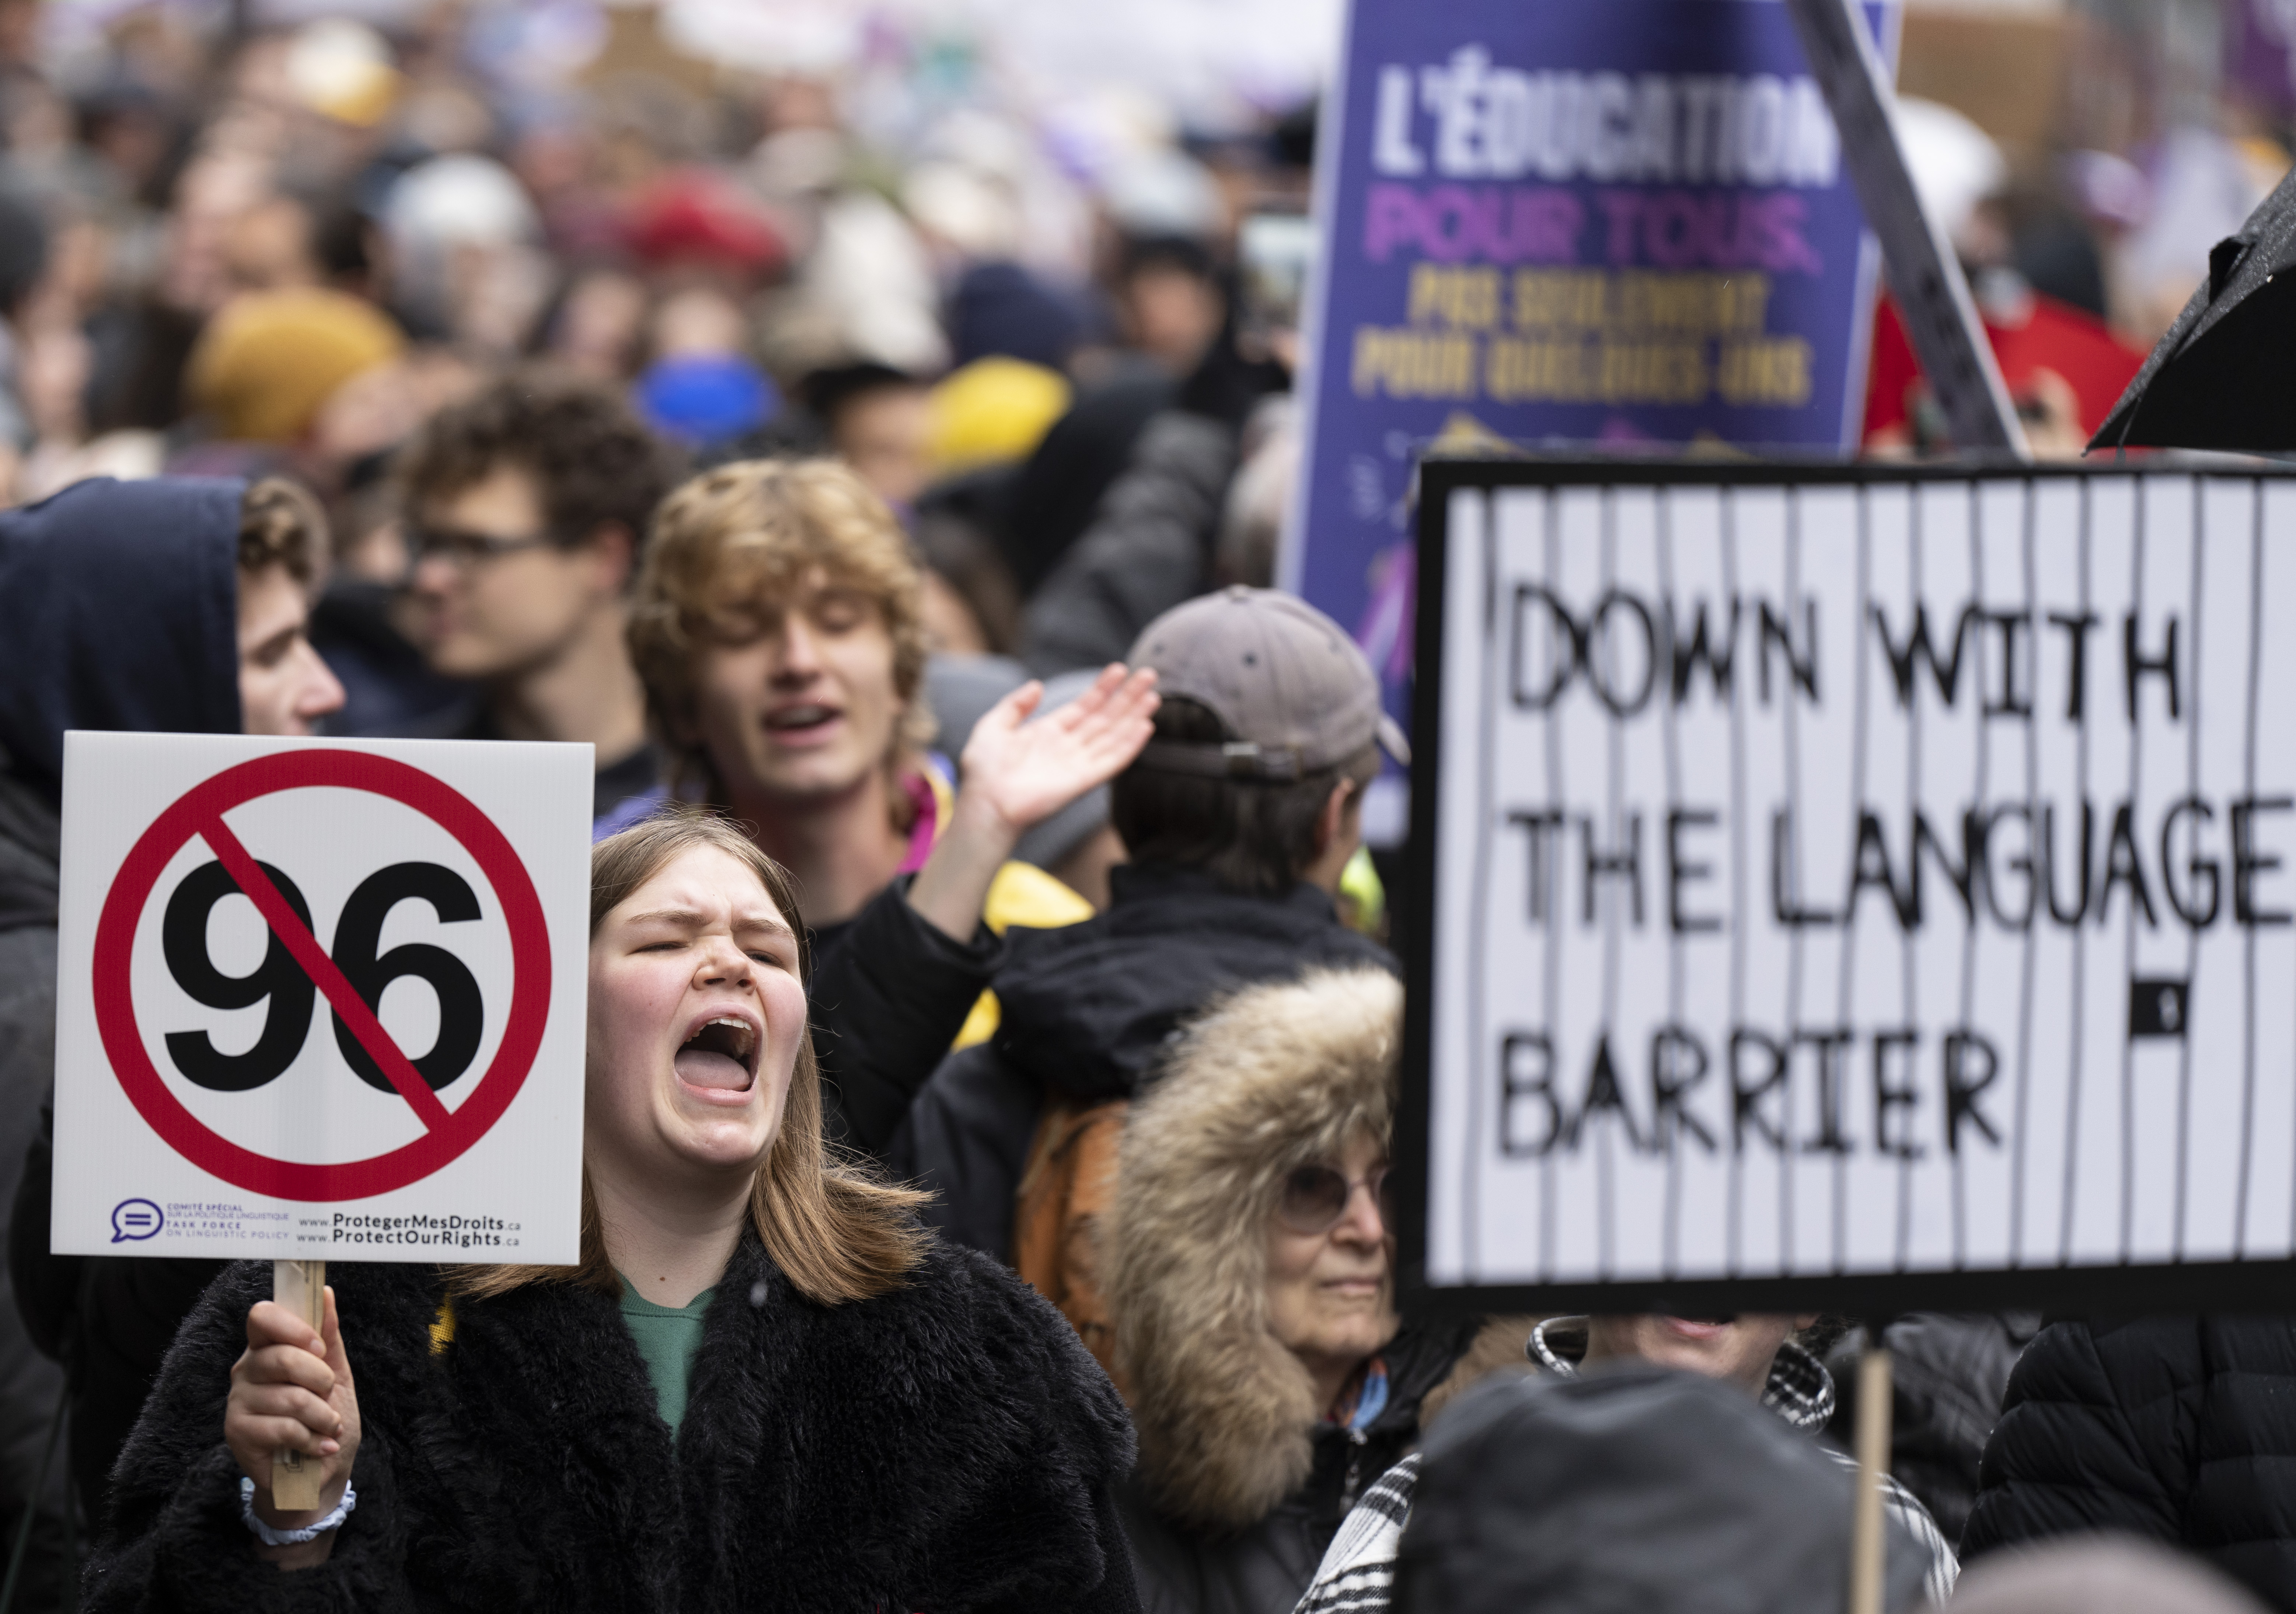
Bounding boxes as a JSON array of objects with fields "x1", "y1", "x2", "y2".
[
  {"x1": 907, "y1": 664, "x2": 1159, "y2": 942},
  {"x1": 225, "y1": 1287, "x2": 362, "y2": 1565},
  {"x1": 955, "y1": 664, "x2": 1160, "y2": 837}
]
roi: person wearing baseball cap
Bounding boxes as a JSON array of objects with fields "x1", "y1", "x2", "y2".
[
  {"x1": 891, "y1": 584, "x2": 1403, "y2": 1319},
  {"x1": 1125, "y1": 584, "x2": 1409, "y2": 793}
]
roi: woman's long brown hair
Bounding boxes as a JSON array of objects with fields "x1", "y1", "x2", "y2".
[{"x1": 446, "y1": 806, "x2": 927, "y2": 1306}]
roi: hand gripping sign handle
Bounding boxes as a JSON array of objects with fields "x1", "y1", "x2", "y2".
[
  {"x1": 269, "y1": 1260, "x2": 327, "y2": 1512},
  {"x1": 1847, "y1": 1324, "x2": 1895, "y2": 1614}
]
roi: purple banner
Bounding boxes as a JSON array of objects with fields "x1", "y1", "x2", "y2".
[
  {"x1": 1283, "y1": 0, "x2": 1897, "y2": 820},
  {"x1": 2228, "y1": 0, "x2": 2296, "y2": 119}
]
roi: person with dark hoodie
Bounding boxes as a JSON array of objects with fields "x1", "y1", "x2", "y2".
[
  {"x1": 1098, "y1": 967, "x2": 1510, "y2": 1614},
  {"x1": 888, "y1": 585, "x2": 1402, "y2": 1284},
  {"x1": 1, "y1": 474, "x2": 344, "y2": 1546}
]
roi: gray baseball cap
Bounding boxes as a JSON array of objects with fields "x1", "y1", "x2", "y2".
[{"x1": 1126, "y1": 586, "x2": 1408, "y2": 782}]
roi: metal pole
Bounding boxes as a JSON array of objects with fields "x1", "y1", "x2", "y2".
[{"x1": 1783, "y1": 0, "x2": 2031, "y2": 458}]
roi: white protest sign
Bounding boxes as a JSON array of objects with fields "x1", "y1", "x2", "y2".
[
  {"x1": 52, "y1": 735, "x2": 591, "y2": 1264},
  {"x1": 1409, "y1": 463, "x2": 2296, "y2": 1310}
]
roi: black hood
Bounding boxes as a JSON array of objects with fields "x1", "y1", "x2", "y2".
[
  {"x1": 990, "y1": 862, "x2": 1395, "y2": 1104},
  {"x1": 0, "y1": 475, "x2": 245, "y2": 808}
]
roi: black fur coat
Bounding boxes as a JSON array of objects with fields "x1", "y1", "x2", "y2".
[{"x1": 84, "y1": 1233, "x2": 1140, "y2": 1613}]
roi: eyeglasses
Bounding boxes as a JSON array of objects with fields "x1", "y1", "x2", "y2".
[
  {"x1": 1277, "y1": 1162, "x2": 1393, "y2": 1236},
  {"x1": 406, "y1": 524, "x2": 560, "y2": 571}
]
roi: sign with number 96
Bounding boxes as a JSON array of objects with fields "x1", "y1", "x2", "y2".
[{"x1": 51, "y1": 734, "x2": 593, "y2": 1263}]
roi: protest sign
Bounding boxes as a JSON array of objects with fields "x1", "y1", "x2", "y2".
[
  {"x1": 51, "y1": 735, "x2": 591, "y2": 1266},
  {"x1": 1402, "y1": 459, "x2": 2296, "y2": 1314},
  {"x1": 1281, "y1": 0, "x2": 1902, "y2": 826}
]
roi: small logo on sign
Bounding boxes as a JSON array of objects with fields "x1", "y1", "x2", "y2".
[
  {"x1": 2129, "y1": 978, "x2": 2191, "y2": 1040},
  {"x1": 109, "y1": 1198, "x2": 163, "y2": 1242}
]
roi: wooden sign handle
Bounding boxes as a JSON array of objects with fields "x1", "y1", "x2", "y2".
[
  {"x1": 1847, "y1": 1336, "x2": 1895, "y2": 1614},
  {"x1": 269, "y1": 1259, "x2": 327, "y2": 1512}
]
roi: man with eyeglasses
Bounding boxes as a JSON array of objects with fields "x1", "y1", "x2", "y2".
[{"x1": 395, "y1": 370, "x2": 681, "y2": 818}]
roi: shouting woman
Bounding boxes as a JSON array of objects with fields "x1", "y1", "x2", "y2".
[{"x1": 86, "y1": 809, "x2": 1140, "y2": 1611}]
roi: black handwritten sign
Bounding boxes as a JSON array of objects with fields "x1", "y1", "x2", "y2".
[{"x1": 1401, "y1": 460, "x2": 2296, "y2": 1315}]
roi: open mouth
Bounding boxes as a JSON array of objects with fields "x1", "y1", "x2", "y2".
[
  {"x1": 763, "y1": 703, "x2": 842, "y2": 738},
  {"x1": 674, "y1": 1013, "x2": 758, "y2": 1093}
]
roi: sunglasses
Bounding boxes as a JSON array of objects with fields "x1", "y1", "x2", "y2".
[{"x1": 1277, "y1": 1162, "x2": 1394, "y2": 1236}]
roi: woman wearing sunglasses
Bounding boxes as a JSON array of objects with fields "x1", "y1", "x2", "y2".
[
  {"x1": 84, "y1": 810, "x2": 1140, "y2": 1612},
  {"x1": 1098, "y1": 968, "x2": 1510, "y2": 1614}
]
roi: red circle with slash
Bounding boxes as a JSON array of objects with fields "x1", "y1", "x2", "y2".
[{"x1": 91, "y1": 750, "x2": 551, "y2": 1200}]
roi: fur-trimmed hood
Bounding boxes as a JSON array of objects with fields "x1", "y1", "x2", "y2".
[{"x1": 1103, "y1": 966, "x2": 1402, "y2": 1533}]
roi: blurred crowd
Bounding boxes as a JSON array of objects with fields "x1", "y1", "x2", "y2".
[
  {"x1": 1870, "y1": 0, "x2": 2296, "y2": 453},
  {"x1": 0, "y1": 0, "x2": 1318, "y2": 757},
  {"x1": 3, "y1": 2, "x2": 2296, "y2": 1613}
]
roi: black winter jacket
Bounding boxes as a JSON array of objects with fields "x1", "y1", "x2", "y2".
[
  {"x1": 1116, "y1": 1320, "x2": 1480, "y2": 1614},
  {"x1": 807, "y1": 875, "x2": 1006, "y2": 1157},
  {"x1": 1962, "y1": 1317, "x2": 2296, "y2": 1611},
  {"x1": 887, "y1": 863, "x2": 1394, "y2": 1259},
  {"x1": 1016, "y1": 321, "x2": 1287, "y2": 677},
  {"x1": 10, "y1": 1096, "x2": 219, "y2": 1528},
  {"x1": 1018, "y1": 411, "x2": 1237, "y2": 678},
  {"x1": 88, "y1": 1233, "x2": 1140, "y2": 1612},
  {"x1": 0, "y1": 771, "x2": 72, "y2": 1604}
]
